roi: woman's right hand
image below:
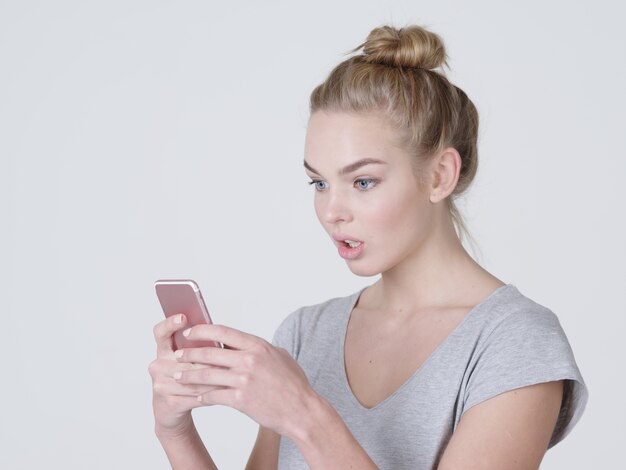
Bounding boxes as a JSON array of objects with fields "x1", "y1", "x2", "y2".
[{"x1": 148, "y1": 313, "x2": 218, "y2": 435}]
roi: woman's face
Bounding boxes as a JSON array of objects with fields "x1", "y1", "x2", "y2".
[{"x1": 304, "y1": 110, "x2": 437, "y2": 277}]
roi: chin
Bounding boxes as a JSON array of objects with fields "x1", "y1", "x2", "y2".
[
  {"x1": 346, "y1": 252, "x2": 407, "y2": 277},
  {"x1": 345, "y1": 261, "x2": 384, "y2": 278}
]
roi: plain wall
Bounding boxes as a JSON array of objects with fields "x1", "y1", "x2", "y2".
[{"x1": 1, "y1": 0, "x2": 624, "y2": 468}]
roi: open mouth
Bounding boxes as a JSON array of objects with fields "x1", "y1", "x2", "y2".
[{"x1": 342, "y1": 240, "x2": 362, "y2": 248}]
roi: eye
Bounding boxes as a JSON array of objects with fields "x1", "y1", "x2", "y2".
[
  {"x1": 355, "y1": 178, "x2": 378, "y2": 190},
  {"x1": 307, "y1": 179, "x2": 328, "y2": 191}
]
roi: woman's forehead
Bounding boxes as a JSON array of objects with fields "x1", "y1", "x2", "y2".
[{"x1": 304, "y1": 111, "x2": 407, "y2": 169}]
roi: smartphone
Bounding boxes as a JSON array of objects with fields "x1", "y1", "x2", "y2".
[{"x1": 154, "y1": 279, "x2": 222, "y2": 350}]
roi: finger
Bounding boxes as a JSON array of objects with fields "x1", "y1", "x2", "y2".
[
  {"x1": 174, "y1": 345, "x2": 242, "y2": 368},
  {"x1": 175, "y1": 365, "x2": 245, "y2": 388},
  {"x1": 155, "y1": 379, "x2": 224, "y2": 398},
  {"x1": 159, "y1": 394, "x2": 207, "y2": 414},
  {"x1": 149, "y1": 357, "x2": 210, "y2": 384},
  {"x1": 153, "y1": 314, "x2": 188, "y2": 356},
  {"x1": 163, "y1": 395, "x2": 202, "y2": 411},
  {"x1": 181, "y1": 324, "x2": 260, "y2": 350},
  {"x1": 197, "y1": 387, "x2": 239, "y2": 408}
]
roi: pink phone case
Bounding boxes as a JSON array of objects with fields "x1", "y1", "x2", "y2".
[{"x1": 154, "y1": 279, "x2": 222, "y2": 350}]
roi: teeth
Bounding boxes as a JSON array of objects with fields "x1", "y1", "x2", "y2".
[{"x1": 345, "y1": 240, "x2": 362, "y2": 248}]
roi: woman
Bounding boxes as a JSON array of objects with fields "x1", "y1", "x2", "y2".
[{"x1": 148, "y1": 24, "x2": 588, "y2": 469}]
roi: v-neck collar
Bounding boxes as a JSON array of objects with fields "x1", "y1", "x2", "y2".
[{"x1": 339, "y1": 283, "x2": 515, "y2": 412}]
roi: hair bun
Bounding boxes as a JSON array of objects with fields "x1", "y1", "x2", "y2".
[{"x1": 353, "y1": 25, "x2": 447, "y2": 70}]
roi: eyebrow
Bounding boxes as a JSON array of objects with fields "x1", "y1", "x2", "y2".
[{"x1": 303, "y1": 158, "x2": 387, "y2": 176}]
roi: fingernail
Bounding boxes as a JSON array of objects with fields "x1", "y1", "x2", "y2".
[
  {"x1": 174, "y1": 314, "x2": 182, "y2": 324},
  {"x1": 174, "y1": 349, "x2": 183, "y2": 358},
  {"x1": 182, "y1": 328, "x2": 191, "y2": 337},
  {"x1": 173, "y1": 371, "x2": 182, "y2": 380}
]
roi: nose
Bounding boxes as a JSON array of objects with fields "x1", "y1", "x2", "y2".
[{"x1": 318, "y1": 188, "x2": 353, "y2": 225}]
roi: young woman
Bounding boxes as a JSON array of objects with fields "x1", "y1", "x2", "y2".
[{"x1": 148, "y1": 24, "x2": 588, "y2": 469}]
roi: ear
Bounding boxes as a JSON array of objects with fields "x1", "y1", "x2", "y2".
[{"x1": 428, "y1": 147, "x2": 461, "y2": 203}]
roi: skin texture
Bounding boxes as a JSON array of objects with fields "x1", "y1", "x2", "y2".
[
  {"x1": 304, "y1": 109, "x2": 439, "y2": 280},
  {"x1": 148, "y1": 110, "x2": 565, "y2": 469}
]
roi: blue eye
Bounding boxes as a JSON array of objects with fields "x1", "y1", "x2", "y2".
[
  {"x1": 355, "y1": 178, "x2": 378, "y2": 190},
  {"x1": 307, "y1": 179, "x2": 328, "y2": 191}
]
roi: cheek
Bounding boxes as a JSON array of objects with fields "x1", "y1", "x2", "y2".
[
  {"x1": 313, "y1": 195, "x2": 324, "y2": 222},
  {"x1": 367, "y1": 189, "x2": 429, "y2": 241}
]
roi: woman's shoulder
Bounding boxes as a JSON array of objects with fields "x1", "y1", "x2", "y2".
[
  {"x1": 270, "y1": 287, "x2": 363, "y2": 357},
  {"x1": 277, "y1": 287, "x2": 362, "y2": 332},
  {"x1": 455, "y1": 283, "x2": 580, "y2": 368},
  {"x1": 462, "y1": 283, "x2": 589, "y2": 447},
  {"x1": 473, "y1": 283, "x2": 564, "y2": 336}
]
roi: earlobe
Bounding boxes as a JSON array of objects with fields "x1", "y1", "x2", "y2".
[{"x1": 430, "y1": 148, "x2": 461, "y2": 203}]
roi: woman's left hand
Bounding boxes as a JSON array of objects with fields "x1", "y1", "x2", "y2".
[{"x1": 173, "y1": 324, "x2": 318, "y2": 438}]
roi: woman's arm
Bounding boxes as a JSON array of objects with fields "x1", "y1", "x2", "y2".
[
  {"x1": 179, "y1": 324, "x2": 379, "y2": 470},
  {"x1": 437, "y1": 380, "x2": 564, "y2": 470},
  {"x1": 148, "y1": 314, "x2": 223, "y2": 470},
  {"x1": 287, "y1": 391, "x2": 379, "y2": 469},
  {"x1": 245, "y1": 426, "x2": 280, "y2": 470},
  {"x1": 155, "y1": 416, "x2": 218, "y2": 470},
  {"x1": 245, "y1": 397, "x2": 378, "y2": 470}
]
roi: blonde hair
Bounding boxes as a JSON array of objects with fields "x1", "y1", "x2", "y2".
[{"x1": 309, "y1": 24, "x2": 481, "y2": 256}]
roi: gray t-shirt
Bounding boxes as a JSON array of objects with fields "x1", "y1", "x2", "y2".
[{"x1": 271, "y1": 283, "x2": 588, "y2": 469}]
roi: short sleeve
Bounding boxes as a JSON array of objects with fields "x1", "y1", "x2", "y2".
[{"x1": 463, "y1": 306, "x2": 589, "y2": 448}]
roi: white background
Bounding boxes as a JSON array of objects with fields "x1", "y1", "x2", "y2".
[{"x1": 1, "y1": 0, "x2": 624, "y2": 468}]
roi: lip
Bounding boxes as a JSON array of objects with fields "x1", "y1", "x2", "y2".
[
  {"x1": 332, "y1": 232, "x2": 365, "y2": 260},
  {"x1": 332, "y1": 232, "x2": 363, "y2": 243}
]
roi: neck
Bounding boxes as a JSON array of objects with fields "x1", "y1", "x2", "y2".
[{"x1": 367, "y1": 211, "x2": 496, "y2": 313}]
